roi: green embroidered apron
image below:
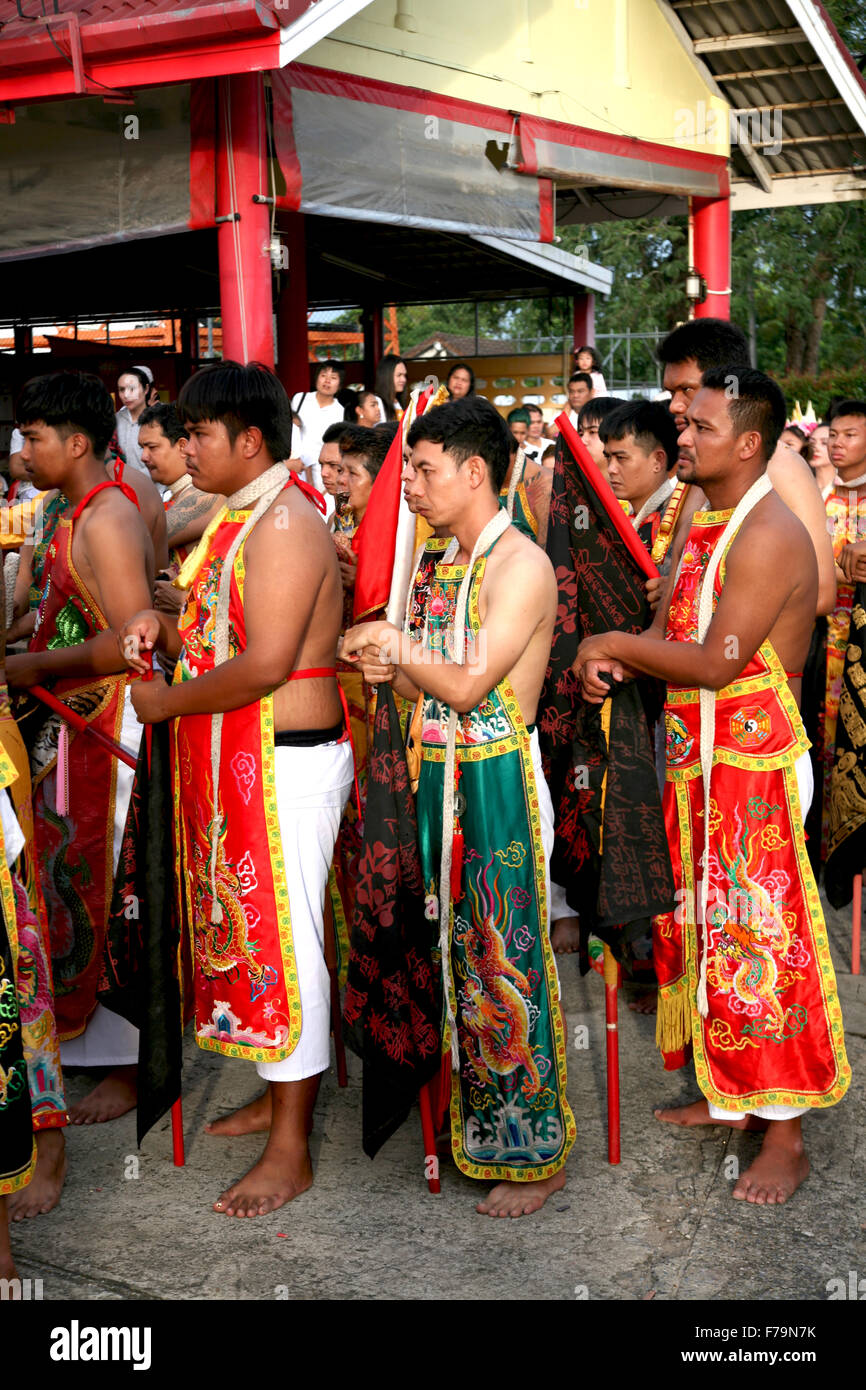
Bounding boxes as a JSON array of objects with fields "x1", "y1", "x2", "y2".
[{"x1": 414, "y1": 541, "x2": 576, "y2": 1182}]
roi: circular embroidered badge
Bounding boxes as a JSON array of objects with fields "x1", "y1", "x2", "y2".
[
  {"x1": 730, "y1": 706, "x2": 771, "y2": 748},
  {"x1": 665, "y1": 713, "x2": 694, "y2": 766}
]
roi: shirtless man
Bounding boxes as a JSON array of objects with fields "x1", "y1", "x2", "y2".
[
  {"x1": 8, "y1": 371, "x2": 153, "y2": 1190},
  {"x1": 342, "y1": 395, "x2": 575, "y2": 1217},
  {"x1": 656, "y1": 319, "x2": 835, "y2": 616},
  {"x1": 120, "y1": 361, "x2": 353, "y2": 1219},
  {"x1": 576, "y1": 366, "x2": 850, "y2": 1205},
  {"x1": 137, "y1": 401, "x2": 222, "y2": 617}
]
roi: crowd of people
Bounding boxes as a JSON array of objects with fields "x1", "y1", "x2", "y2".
[{"x1": 0, "y1": 320, "x2": 857, "y2": 1281}]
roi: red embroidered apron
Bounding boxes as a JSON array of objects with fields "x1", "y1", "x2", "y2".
[
  {"x1": 172, "y1": 480, "x2": 332, "y2": 1063},
  {"x1": 27, "y1": 484, "x2": 131, "y2": 1040},
  {"x1": 653, "y1": 507, "x2": 850, "y2": 1110}
]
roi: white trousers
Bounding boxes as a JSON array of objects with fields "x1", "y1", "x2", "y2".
[
  {"x1": 60, "y1": 685, "x2": 143, "y2": 1069},
  {"x1": 256, "y1": 739, "x2": 354, "y2": 1084},
  {"x1": 708, "y1": 750, "x2": 813, "y2": 1123}
]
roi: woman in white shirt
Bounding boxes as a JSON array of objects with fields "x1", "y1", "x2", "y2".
[
  {"x1": 290, "y1": 359, "x2": 347, "y2": 494},
  {"x1": 115, "y1": 365, "x2": 156, "y2": 474}
]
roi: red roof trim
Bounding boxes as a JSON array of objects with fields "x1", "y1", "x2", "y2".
[{"x1": 0, "y1": 2, "x2": 280, "y2": 103}]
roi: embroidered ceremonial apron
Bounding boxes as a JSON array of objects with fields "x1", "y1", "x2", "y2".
[
  {"x1": 821, "y1": 486, "x2": 866, "y2": 858},
  {"x1": 27, "y1": 497, "x2": 128, "y2": 1042},
  {"x1": 0, "y1": 736, "x2": 35, "y2": 1196},
  {"x1": 653, "y1": 508, "x2": 850, "y2": 1110},
  {"x1": 172, "y1": 504, "x2": 303, "y2": 1063},
  {"x1": 413, "y1": 543, "x2": 576, "y2": 1181},
  {"x1": 0, "y1": 685, "x2": 66, "y2": 1129},
  {"x1": 499, "y1": 479, "x2": 537, "y2": 540}
]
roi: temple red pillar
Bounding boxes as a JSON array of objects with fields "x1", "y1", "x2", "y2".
[
  {"x1": 572, "y1": 293, "x2": 595, "y2": 348},
  {"x1": 215, "y1": 73, "x2": 273, "y2": 366},
  {"x1": 692, "y1": 195, "x2": 731, "y2": 320},
  {"x1": 275, "y1": 211, "x2": 309, "y2": 395}
]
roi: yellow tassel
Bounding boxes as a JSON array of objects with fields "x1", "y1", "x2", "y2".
[
  {"x1": 656, "y1": 982, "x2": 692, "y2": 1055},
  {"x1": 173, "y1": 505, "x2": 229, "y2": 591}
]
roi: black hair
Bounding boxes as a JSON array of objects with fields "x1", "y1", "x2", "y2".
[
  {"x1": 526, "y1": 403, "x2": 544, "y2": 419},
  {"x1": 322, "y1": 422, "x2": 347, "y2": 445},
  {"x1": 446, "y1": 362, "x2": 475, "y2": 395},
  {"x1": 658, "y1": 318, "x2": 750, "y2": 371},
  {"x1": 578, "y1": 395, "x2": 622, "y2": 430},
  {"x1": 178, "y1": 361, "x2": 293, "y2": 462},
  {"x1": 700, "y1": 365, "x2": 787, "y2": 462},
  {"x1": 342, "y1": 388, "x2": 379, "y2": 423},
  {"x1": 574, "y1": 344, "x2": 602, "y2": 372},
  {"x1": 599, "y1": 399, "x2": 679, "y2": 471},
  {"x1": 139, "y1": 401, "x2": 189, "y2": 446},
  {"x1": 375, "y1": 354, "x2": 408, "y2": 420},
  {"x1": 568, "y1": 371, "x2": 593, "y2": 390},
  {"x1": 828, "y1": 399, "x2": 866, "y2": 423},
  {"x1": 17, "y1": 370, "x2": 116, "y2": 456},
  {"x1": 314, "y1": 359, "x2": 346, "y2": 390},
  {"x1": 406, "y1": 395, "x2": 510, "y2": 493},
  {"x1": 117, "y1": 366, "x2": 152, "y2": 395},
  {"x1": 507, "y1": 407, "x2": 531, "y2": 426},
  {"x1": 339, "y1": 421, "x2": 398, "y2": 482}
]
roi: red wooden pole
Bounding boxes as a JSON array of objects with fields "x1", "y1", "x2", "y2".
[
  {"x1": 692, "y1": 194, "x2": 731, "y2": 320},
  {"x1": 419, "y1": 1082, "x2": 441, "y2": 1194},
  {"x1": 852, "y1": 873, "x2": 862, "y2": 977},
  {"x1": 602, "y1": 944, "x2": 621, "y2": 1165},
  {"x1": 216, "y1": 72, "x2": 274, "y2": 367},
  {"x1": 31, "y1": 684, "x2": 138, "y2": 769},
  {"x1": 171, "y1": 1096, "x2": 185, "y2": 1168}
]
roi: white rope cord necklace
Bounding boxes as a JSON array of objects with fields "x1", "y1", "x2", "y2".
[
  {"x1": 437, "y1": 507, "x2": 511, "y2": 1067},
  {"x1": 207, "y1": 462, "x2": 291, "y2": 923},
  {"x1": 832, "y1": 470, "x2": 866, "y2": 489},
  {"x1": 694, "y1": 473, "x2": 772, "y2": 1016},
  {"x1": 632, "y1": 475, "x2": 675, "y2": 532},
  {"x1": 505, "y1": 447, "x2": 526, "y2": 520}
]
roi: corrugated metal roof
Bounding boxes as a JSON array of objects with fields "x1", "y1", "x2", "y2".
[{"x1": 666, "y1": 0, "x2": 866, "y2": 185}]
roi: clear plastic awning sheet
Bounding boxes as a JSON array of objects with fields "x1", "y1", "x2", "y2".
[
  {"x1": 0, "y1": 85, "x2": 193, "y2": 261},
  {"x1": 271, "y1": 68, "x2": 550, "y2": 241}
]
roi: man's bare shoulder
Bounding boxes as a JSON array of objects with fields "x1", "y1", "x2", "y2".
[
  {"x1": 487, "y1": 524, "x2": 556, "y2": 605},
  {"x1": 768, "y1": 442, "x2": 821, "y2": 497},
  {"x1": 246, "y1": 488, "x2": 332, "y2": 565},
  {"x1": 81, "y1": 485, "x2": 150, "y2": 538},
  {"x1": 736, "y1": 491, "x2": 815, "y2": 564}
]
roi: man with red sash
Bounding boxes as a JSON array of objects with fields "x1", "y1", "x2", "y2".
[
  {"x1": 121, "y1": 362, "x2": 352, "y2": 1219},
  {"x1": 8, "y1": 372, "x2": 154, "y2": 1196},
  {"x1": 576, "y1": 367, "x2": 850, "y2": 1205}
]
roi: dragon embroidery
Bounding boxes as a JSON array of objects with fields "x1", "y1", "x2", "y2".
[{"x1": 455, "y1": 853, "x2": 541, "y2": 1099}]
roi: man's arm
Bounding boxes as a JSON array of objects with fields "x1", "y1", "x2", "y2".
[
  {"x1": 129, "y1": 508, "x2": 329, "y2": 720},
  {"x1": 166, "y1": 490, "x2": 224, "y2": 551},
  {"x1": 344, "y1": 549, "x2": 556, "y2": 715},
  {"x1": 577, "y1": 515, "x2": 806, "y2": 698},
  {"x1": 768, "y1": 445, "x2": 835, "y2": 616}
]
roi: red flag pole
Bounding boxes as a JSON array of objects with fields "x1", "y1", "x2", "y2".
[
  {"x1": 31, "y1": 684, "x2": 138, "y2": 770},
  {"x1": 555, "y1": 412, "x2": 659, "y2": 582}
]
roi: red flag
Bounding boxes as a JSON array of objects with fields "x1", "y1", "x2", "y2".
[
  {"x1": 555, "y1": 411, "x2": 658, "y2": 582},
  {"x1": 351, "y1": 387, "x2": 435, "y2": 622}
]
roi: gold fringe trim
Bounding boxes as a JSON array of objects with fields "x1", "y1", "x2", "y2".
[{"x1": 656, "y1": 981, "x2": 692, "y2": 1055}]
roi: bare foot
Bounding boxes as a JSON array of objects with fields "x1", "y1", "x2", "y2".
[
  {"x1": 733, "y1": 1125, "x2": 809, "y2": 1205},
  {"x1": 552, "y1": 916, "x2": 581, "y2": 954},
  {"x1": 9, "y1": 1129, "x2": 66, "y2": 1221},
  {"x1": 213, "y1": 1143, "x2": 313, "y2": 1218},
  {"x1": 476, "y1": 1167, "x2": 566, "y2": 1218},
  {"x1": 628, "y1": 989, "x2": 658, "y2": 1015},
  {"x1": 205, "y1": 1090, "x2": 272, "y2": 1138},
  {"x1": 69, "y1": 1066, "x2": 137, "y2": 1125},
  {"x1": 654, "y1": 1099, "x2": 768, "y2": 1131}
]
